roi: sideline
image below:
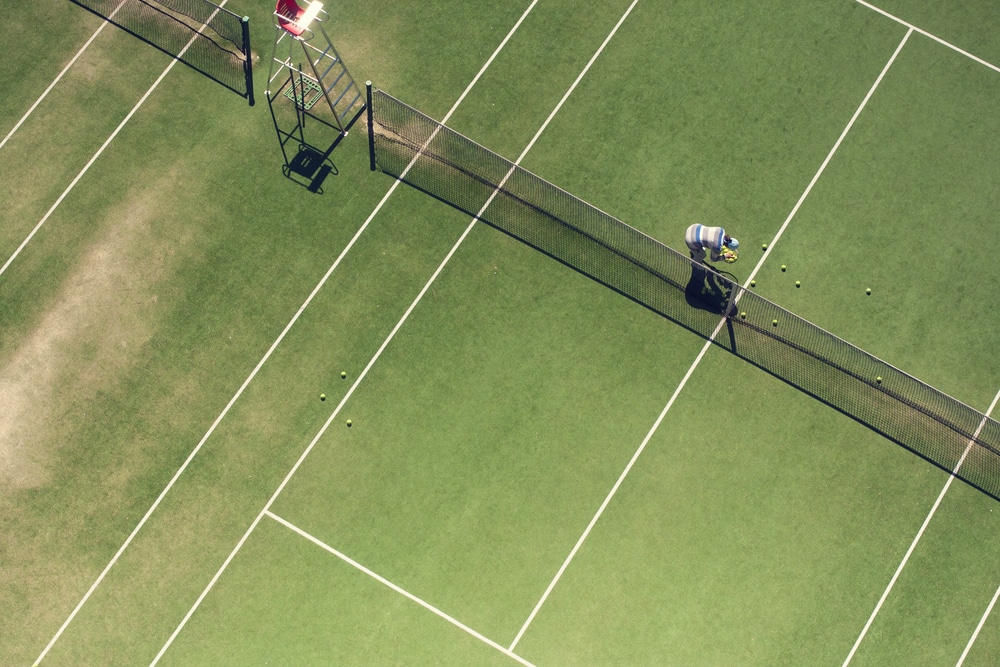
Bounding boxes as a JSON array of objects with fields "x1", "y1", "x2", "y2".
[
  {"x1": 0, "y1": 2, "x2": 126, "y2": 153},
  {"x1": 0, "y1": 1, "x2": 224, "y2": 280},
  {"x1": 31, "y1": 2, "x2": 540, "y2": 665}
]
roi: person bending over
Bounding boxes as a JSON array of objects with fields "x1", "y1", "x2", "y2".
[{"x1": 685, "y1": 224, "x2": 739, "y2": 264}]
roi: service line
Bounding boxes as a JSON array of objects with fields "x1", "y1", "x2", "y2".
[
  {"x1": 856, "y1": 0, "x2": 1000, "y2": 75},
  {"x1": 266, "y1": 511, "x2": 538, "y2": 667}
]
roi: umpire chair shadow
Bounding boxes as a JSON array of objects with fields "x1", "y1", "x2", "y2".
[{"x1": 265, "y1": 70, "x2": 362, "y2": 193}]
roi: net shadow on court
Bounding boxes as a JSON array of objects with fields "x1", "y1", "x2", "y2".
[
  {"x1": 367, "y1": 87, "x2": 1000, "y2": 503},
  {"x1": 69, "y1": 0, "x2": 254, "y2": 104}
]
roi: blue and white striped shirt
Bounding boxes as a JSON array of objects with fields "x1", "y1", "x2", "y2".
[{"x1": 685, "y1": 224, "x2": 727, "y2": 260}]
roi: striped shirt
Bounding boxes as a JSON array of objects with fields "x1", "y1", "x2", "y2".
[{"x1": 685, "y1": 224, "x2": 727, "y2": 260}]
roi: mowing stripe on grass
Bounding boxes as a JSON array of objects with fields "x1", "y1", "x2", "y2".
[
  {"x1": 265, "y1": 511, "x2": 538, "y2": 667},
  {"x1": 856, "y1": 0, "x2": 1000, "y2": 75},
  {"x1": 0, "y1": 1, "x2": 230, "y2": 281},
  {"x1": 843, "y1": 387, "x2": 1000, "y2": 667},
  {"x1": 29, "y1": 4, "x2": 241, "y2": 664},
  {"x1": 150, "y1": 3, "x2": 639, "y2": 662},
  {"x1": 34, "y1": 3, "x2": 541, "y2": 664},
  {"x1": 508, "y1": 27, "x2": 913, "y2": 652},
  {"x1": 0, "y1": 2, "x2": 127, "y2": 153}
]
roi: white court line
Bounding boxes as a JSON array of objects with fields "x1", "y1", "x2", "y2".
[
  {"x1": 0, "y1": 1, "x2": 218, "y2": 281},
  {"x1": 843, "y1": 388, "x2": 1000, "y2": 667},
  {"x1": 30, "y1": 4, "x2": 239, "y2": 664},
  {"x1": 509, "y1": 316, "x2": 725, "y2": 650},
  {"x1": 856, "y1": 0, "x2": 1000, "y2": 75},
  {"x1": 34, "y1": 3, "x2": 540, "y2": 665},
  {"x1": 744, "y1": 27, "x2": 912, "y2": 289},
  {"x1": 150, "y1": 3, "x2": 638, "y2": 663},
  {"x1": 265, "y1": 511, "x2": 538, "y2": 667},
  {"x1": 508, "y1": 26, "x2": 914, "y2": 653},
  {"x1": 959, "y1": 498, "x2": 1000, "y2": 667},
  {"x1": 960, "y1": 585, "x2": 1000, "y2": 667},
  {"x1": 0, "y1": 3, "x2": 127, "y2": 153}
]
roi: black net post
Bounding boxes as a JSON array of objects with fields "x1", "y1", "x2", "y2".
[
  {"x1": 367, "y1": 81, "x2": 376, "y2": 171},
  {"x1": 241, "y1": 16, "x2": 254, "y2": 106}
]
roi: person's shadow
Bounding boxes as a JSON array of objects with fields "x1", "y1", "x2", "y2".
[{"x1": 685, "y1": 261, "x2": 734, "y2": 315}]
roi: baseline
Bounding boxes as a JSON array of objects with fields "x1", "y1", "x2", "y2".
[
  {"x1": 842, "y1": 388, "x2": 1000, "y2": 667},
  {"x1": 508, "y1": 26, "x2": 914, "y2": 652},
  {"x1": 32, "y1": 1, "x2": 540, "y2": 664},
  {"x1": 266, "y1": 511, "x2": 537, "y2": 667},
  {"x1": 150, "y1": 2, "x2": 639, "y2": 663}
]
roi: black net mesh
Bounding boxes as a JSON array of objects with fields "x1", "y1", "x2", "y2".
[
  {"x1": 70, "y1": 0, "x2": 251, "y2": 100},
  {"x1": 370, "y1": 88, "x2": 1000, "y2": 501}
]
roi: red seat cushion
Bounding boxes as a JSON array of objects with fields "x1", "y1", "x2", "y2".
[{"x1": 275, "y1": 0, "x2": 305, "y2": 35}]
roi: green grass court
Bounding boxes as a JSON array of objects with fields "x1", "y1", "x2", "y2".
[{"x1": 2, "y1": 0, "x2": 1000, "y2": 664}]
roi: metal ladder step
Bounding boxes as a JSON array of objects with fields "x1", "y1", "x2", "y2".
[{"x1": 337, "y1": 90, "x2": 363, "y2": 122}]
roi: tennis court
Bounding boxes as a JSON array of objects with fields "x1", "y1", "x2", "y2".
[{"x1": 2, "y1": 0, "x2": 999, "y2": 664}]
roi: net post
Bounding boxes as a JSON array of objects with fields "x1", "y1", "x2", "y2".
[
  {"x1": 366, "y1": 81, "x2": 375, "y2": 171},
  {"x1": 241, "y1": 16, "x2": 255, "y2": 106}
]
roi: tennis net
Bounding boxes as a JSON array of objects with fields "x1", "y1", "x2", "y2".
[
  {"x1": 367, "y1": 87, "x2": 1000, "y2": 501},
  {"x1": 71, "y1": 0, "x2": 254, "y2": 105}
]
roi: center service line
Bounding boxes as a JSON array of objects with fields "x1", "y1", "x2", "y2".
[
  {"x1": 151, "y1": 2, "x2": 639, "y2": 662},
  {"x1": 843, "y1": 387, "x2": 1000, "y2": 667},
  {"x1": 509, "y1": 27, "x2": 913, "y2": 652},
  {"x1": 35, "y1": 2, "x2": 540, "y2": 664}
]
